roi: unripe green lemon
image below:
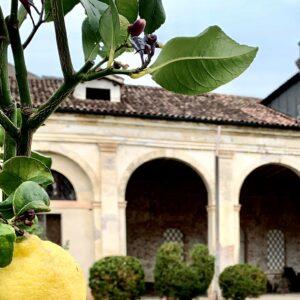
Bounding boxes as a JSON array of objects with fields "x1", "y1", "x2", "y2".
[{"x1": 0, "y1": 234, "x2": 86, "y2": 300}]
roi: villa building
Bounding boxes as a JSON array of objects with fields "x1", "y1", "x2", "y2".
[{"x1": 8, "y1": 61, "x2": 300, "y2": 298}]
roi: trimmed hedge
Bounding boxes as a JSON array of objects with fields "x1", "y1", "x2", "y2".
[
  {"x1": 89, "y1": 256, "x2": 145, "y2": 300},
  {"x1": 154, "y1": 242, "x2": 214, "y2": 299},
  {"x1": 219, "y1": 264, "x2": 267, "y2": 300}
]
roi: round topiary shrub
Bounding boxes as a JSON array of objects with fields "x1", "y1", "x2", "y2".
[
  {"x1": 154, "y1": 242, "x2": 214, "y2": 300},
  {"x1": 189, "y1": 244, "x2": 215, "y2": 295},
  {"x1": 89, "y1": 256, "x2": 145, "y2": 300},
  {"x1": 219, "y1": 264, "x2": 267, "y2": 300}
]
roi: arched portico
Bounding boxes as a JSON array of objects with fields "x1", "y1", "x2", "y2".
[
  {"x1": 124, "y1": 157, "x2": 209, "y2": 283},
  {"x1": 239, "y1": 163, "x2": 300, "y2": 293}
]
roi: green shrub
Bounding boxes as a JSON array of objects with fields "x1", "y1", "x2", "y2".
[
  {"x1": 89, "y1": 256, "x2": 145, "y2": 300},
  {"x1": 154, "y1": 242, "x2": 214, "y2": 300},
  {"x1": 190, "y1": 244, "x2": 215, "y2": 294},
  {"x1": 219, "y1": 264, "x2": 267, "y2": 300}
]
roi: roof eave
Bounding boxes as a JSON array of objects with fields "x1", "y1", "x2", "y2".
[{"x1": 54, "y1": 108, "x2": 300, "y2": 131}]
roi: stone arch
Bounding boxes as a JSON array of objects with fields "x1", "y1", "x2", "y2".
[
  {"x1": 239, "y1": 161, "x2": 300, "y2": 282},
  {"x1": 233, "y1": 158, "x2": 300, "y2": 204},
  {"x1": 118, "y1": 149, "x2": 213, "y2": 205},
  {"x1": 124, "y1": 154, "x2": 210, "y2": 283},
  {"x1": 40, "y1": 151, "x2": 95, "y2": 203}
]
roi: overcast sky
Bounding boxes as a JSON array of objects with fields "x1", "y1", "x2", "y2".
[{"x1": 1, "y1": 0, "x2": 299, "y2": 98}]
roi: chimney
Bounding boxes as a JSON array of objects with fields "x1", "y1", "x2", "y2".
[{"x1": 296, "y1": 41, "x2": 300, "y2": 70}]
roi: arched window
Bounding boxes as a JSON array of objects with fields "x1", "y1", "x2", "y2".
[
  {"x1": 163, "y1": 228, "x2": 184, "y2": 245},
  {"x1": 46, "y1": 170, "x2": 76, "y2": 200},
  {"x1": 267, "y1": 229, "x2": 285, "y2": 272}
]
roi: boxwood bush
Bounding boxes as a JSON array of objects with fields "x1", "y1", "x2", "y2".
[
  {"x1": 89, "y1": 256, "x2": 145, "y2": 300},
  {"x1": 154, "y1": 242, "x2": 214, "y2": 299},
  {"x1": 219, "y1": 264, "x2": 267, "y2": 300}
]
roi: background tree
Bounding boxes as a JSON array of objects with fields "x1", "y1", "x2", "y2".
[{"x1": 0, "y1": 0, "x2": 257, "y2": 269}]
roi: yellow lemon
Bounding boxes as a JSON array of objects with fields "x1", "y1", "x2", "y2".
[{"x1": 0, "y1": 234, "x2": 87, "y2": 300}]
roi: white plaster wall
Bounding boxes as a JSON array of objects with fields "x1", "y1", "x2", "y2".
[
  {"x1": 50, "y1": 208, "x2": 94, "y2": 279},
  {"x1": 32, "y1": 113, "x2": 300, "y2": 298},
  {"x1": 73, "y1": 79, "x2": 121, "y2": 102}
]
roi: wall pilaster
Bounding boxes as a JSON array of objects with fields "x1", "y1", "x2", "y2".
[
  {"x1": 98, "y1": 142, "x2": 120, "y2": 257},
  {"x1": 217, "y1": 150, "x2": 239, "y2": 272},
  {"x1": 207, "y1": 204, "x2": 217, "y2": 255},
  {"x1": 118, "y1": 201, "x2": 127, "y2": 255}
]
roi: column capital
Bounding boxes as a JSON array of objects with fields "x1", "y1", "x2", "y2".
[
  {"x1": 118, "y1": 201, "x2": 127, "y2": 209},
  {"x1": 234, "y1": 204, "x2": 241, "y2": 212},
  {"x1": 206, "y1": 204, "x2": 216, "y2": 212},
  {"x1": 98, "y1": 142, "x2": 118, "y2": 153},
  {"x1": 218, "y1": 150, "x2": 234, "y2": 159}
]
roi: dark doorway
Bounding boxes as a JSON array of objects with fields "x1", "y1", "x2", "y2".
[
  {"x1": 240, "y1": 164, "x2": 300, "y2": 293},
  {"x1": 126, "y1": 158, "x2": 208, "y2": 282}
]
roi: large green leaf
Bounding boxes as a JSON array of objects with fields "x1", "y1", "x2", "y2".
[
  {"x1": 17, "y1": 5, "x2": 27, "y2": 27},
  {"x1": 13, "y1": 181, "x2": 50, "y2": 216},
  {"x1": 0, "y1": 194, "x2": 14, "y2": 219},
  {"x1": 116, "y1": 0, "x2": 138, "y2": 23},
  {"x1": 80, "y1": 0, "x2": 108, "y2": 32},
  {"x1": 45, "y1": 0, "x2": 80, "y2": 21},
  {"x1": 118, "y1": 15, "x2": 130, "y2": 45},
  {"x1": 31, "y1": 151, "x2": 52, "y2": 169},
  {"x1": 148, "y1": 26, "x2": 258, "y2": 95},
  {"x1": 99, "y1": 0, "x2": 120, "y2": 61},
  {"x1": 0, "y1": 223, "x2": 16, "y2": 268},
  {"x1": 139, "y1": 0, "x2": 166, "y2": 34},
  {"x1": 82, "y1": 17, "x2": 101, "y2": 61},
  {"x1": 0, "y1": 157, "x2": 54, "y2": 195},
  {"x1": 99, "y1": 14, "x2": 130, "y2": 58}
]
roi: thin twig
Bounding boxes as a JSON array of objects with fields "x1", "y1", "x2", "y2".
[
  {"x1": 23, "y1": 0, "x2": 45, "y2": 49},
  {"x1": 23, "y1": 20, "x2": 45, "y2": 49}
]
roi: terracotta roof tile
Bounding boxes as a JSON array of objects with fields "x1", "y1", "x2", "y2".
[{"x1": 9, "y1": 78, "x2": 300, "y2": 129}]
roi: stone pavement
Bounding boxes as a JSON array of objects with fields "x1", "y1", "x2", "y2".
[
  {"x1": 255, "y1": 295, "x2": 300, "y2": 300},
  {"x1": 143, "y1": 294, "x2": 300, "y2": 300}
]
